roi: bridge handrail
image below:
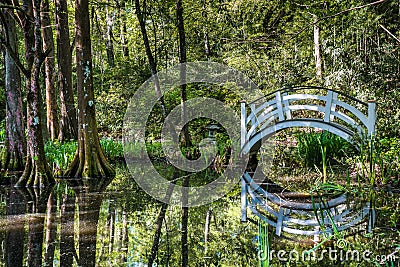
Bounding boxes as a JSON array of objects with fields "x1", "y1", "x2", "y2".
[{"x1": 249, "y1": 85, "x2": 369, "y2": 106}]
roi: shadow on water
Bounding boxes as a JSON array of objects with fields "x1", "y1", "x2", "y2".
[{"x1": 0, "y1": 176, "x2": 113, "y2": 267}]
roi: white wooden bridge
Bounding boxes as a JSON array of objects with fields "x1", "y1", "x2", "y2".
[{"x1": 240, "y1": 86, "x2": 376, "y2": 237}]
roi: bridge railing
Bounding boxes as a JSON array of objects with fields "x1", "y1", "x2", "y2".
[{"x1": 241, "y1": 86, "x2": 376, "y2": 153}]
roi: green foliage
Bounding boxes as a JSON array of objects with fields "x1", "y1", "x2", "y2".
[
  {"x1": 375, "y1": 137, "x2": 400, "y2": 184},
  {"x1": 100, "y1": 139, "x2": 124, "y2": 161},
  {"x1": 44, "y1": 141, "x2": 77, "y2": 173},
  {"x1": 0, "y1": 126, "x2": 5, "y2": 143},
  {"x1": 295, "y1": 130, "x2": 354, "y2": 168},
  {"x1": 44, "y1": 139, "x2": 126, "y2": 174}
]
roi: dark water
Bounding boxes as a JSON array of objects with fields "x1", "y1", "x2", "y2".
[{"x1": 0, "y1": 169, "x2": 398, "y2": 267}]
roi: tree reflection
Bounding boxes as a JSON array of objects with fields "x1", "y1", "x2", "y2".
[
  {"x1": 0, "y1": 176, "x2": 113, "y2": 267},
  {"x1": 5, "y1": 188, "x2": 26, "y2": 267}
]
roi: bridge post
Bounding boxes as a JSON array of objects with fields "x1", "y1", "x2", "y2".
[
  {"x1": 367, "y1": 100, "x2": 376, "y2": 137},
  {"x1": 241, "y1": 100, "x2": 247, "y2": 153},
  {"x1": 241, "y1": 177, "x2": 248, "y2": 222},
  {"x1": 282, "y1": 92, "x2": 291, "y2": 119},
  {"x1": 275, "y1": 91, "x2": 285, "y2": 121},
  {"x1": 324, "y1": 90, "x2": 338, "y2": 122}
]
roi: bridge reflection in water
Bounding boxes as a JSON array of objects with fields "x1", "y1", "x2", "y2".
[{"x1": 240, "y1": 86, "x2": 377, "y2": 237}]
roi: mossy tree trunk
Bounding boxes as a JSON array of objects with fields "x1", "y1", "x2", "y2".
[
  {"x1": 1, "y1": 8, "x2": 26, "y2": 172},
  {"x1": 15, "y1": 0, "x2": 54, "y2": 187},
  {"x1": 65, "y1": 0, "x2": 114, "y2": 178}
]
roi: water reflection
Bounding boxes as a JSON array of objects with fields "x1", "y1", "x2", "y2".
[
  {"x1": 0, "y1": 172, "x2": 397, "y2": 267},
  {"x1": 0, "y1": 177, "x2": 112, "y2": 267}
]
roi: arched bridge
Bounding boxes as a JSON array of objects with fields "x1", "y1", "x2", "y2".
[
  {"x1": 240, "y1": 86, "x2": 377, "y2": 237},
  {"x1": 241, "y1": 86, "x2": 376, "y2": 154}
]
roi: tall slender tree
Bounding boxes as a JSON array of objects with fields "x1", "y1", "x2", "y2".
[
  {"x1": 176, "y1": 0, "x2": 190, "y2": 266},
  {"x1": 0, "y1": 7, "x2": 26, "y2": 172},
  {"x1": 55, "y1": 0, "x2": 78, "y2": 141},
  {"x1": 16, "y1": 0, "x2": 54, "y2": 187},
  {"x1": 119, "y1": 0, "x2": 129, "y2": 58},
  {"x1": 106, "y1": 1, "x2": 115, "y2": 67},
  {"x1": 313, "y1": 14, "x2": 322, "y2": 79},
  {"x1": 41, "y1": 0, "x2": 59, "y2": 140},
  {"x1": 65, "y1": 0, "x2": 114, "y2": 178},
  {"x1": 134, "y1": 1, "x2": 175, "y2": 264}
]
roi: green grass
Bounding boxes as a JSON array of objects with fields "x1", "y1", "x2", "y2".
[
  {"x1": 45, "y1": 141, "x2": 77, "y2": 173},
  {"x1": 295, "y1": 130, "x2": 354, "y2": 168},
  {"x1": 45, "y1": 139, "x2": 126, "y2": 174}
]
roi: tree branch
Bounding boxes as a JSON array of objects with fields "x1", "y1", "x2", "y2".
[
  {"x1": 0, "y1": 4, "x2": 26, "y2": 14},
  {"x1": 287, "y1": 0, "x2": 387, "y2": 42},
  {"x1": 379, "y1": 24, "x2": 400, "y2": 44},
  {"x1": 39, "y1": 47, "x2": 53, "y2": 64}
]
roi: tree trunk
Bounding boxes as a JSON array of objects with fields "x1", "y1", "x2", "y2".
[
  {"x1": 135, "y1": 1, "x2": 180, "y2": 264},
  {"x1": 107, "y1": 201, "x2": 115, "y2": 254},
  {"x1": 60, "y1": 192, "x2": 76, "y2": 266},
  {"x1": 16, "y1": 0, "x2": 55, "y2": 187},
  {"x1": 120, "y1": 210, "x2": 128, "y2": 262},
  {"x1": 1, "y1": 8, "x2": 26, "y2": 172},
  {"x1": 25, "y1": 187, "x2": 52, "y2": 267},
  {"x1": 119, "y1": 0, "x2": 129, "y2": 57},
  {"x1": 181, "y1": 176, "x2": 189, "y2": 267},
  {"x1": 176, "y1": 1, "x2": 190, "y2": 266},
  {"x1": 5, "y1": 189, "x2": 26, "y2": 267},
  {"x1": 44, "y1": 191, "x2": 57, "y2": 266},
  {"x1": 55, "y1": 0, "x2": 78, "y2": 141},
  {"x1": 204, "y1": 208, "x2": 211, "y2": 259},
  {"x1": 65, "y1": 0, "x2": 115, "y2": 178},
  {"x1": 202, "y1": 0, "x2": 210, "y2": 59},
  {"x1": 313, "y1": 15, "x2": 322, "y2": 79},
  {"x1": 106, "y1": 2, "x2": 115, "y2": 67},
  {"x1": 41, "y1": 0, "x2": 59, "y2": 141},
  {"x1": 135, "y1": 0, "x2": 167, "y2": 119},
  {"x1": 148, "y1": 183, "x2": 175, "y2": 266},
  {"x1": 177, "y1": 0, "x2": 191, "y2": 148},
  {"x1": 77, "y1": 190, "x2": 103, "y2": 267}
]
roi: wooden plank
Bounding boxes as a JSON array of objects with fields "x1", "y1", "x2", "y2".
[
  {"x1": 286, "y1": 104, "x2": 325, "y2": 113},
  {"x1": 246, "y1": 109, "x2": 278, "y2": 140},
  {"x1": 332, "y1": 99, "x2": 368, "y2": 129},
  {"x1": 253, "y1": 98, "x2": 277, "y2": 115},
  {"x1": 283, "y1": 93, "x2": 326, "y2": 102}
]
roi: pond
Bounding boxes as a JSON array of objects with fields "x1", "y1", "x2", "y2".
[{"x1": 0, "y1": 167, "x2": 398, "y2": 266}]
